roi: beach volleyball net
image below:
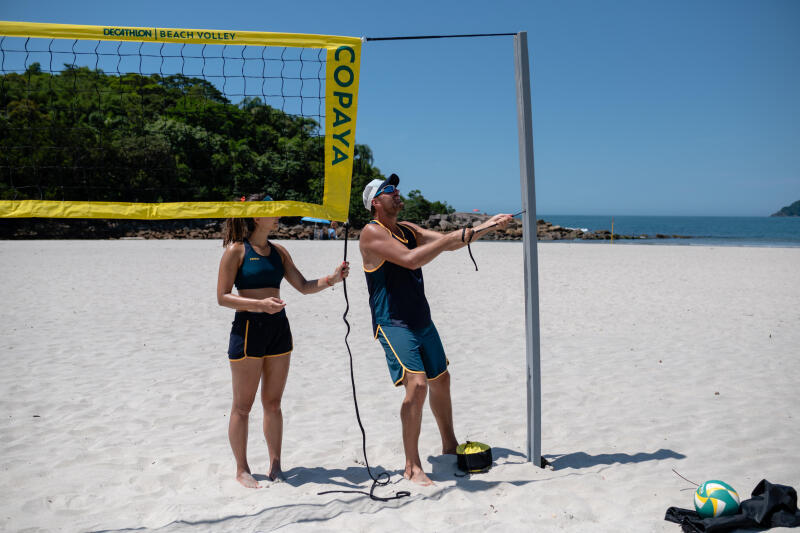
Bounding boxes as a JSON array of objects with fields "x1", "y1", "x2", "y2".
[{"x1": 0, "y1": 21, "x2": 361, "y2": 220}]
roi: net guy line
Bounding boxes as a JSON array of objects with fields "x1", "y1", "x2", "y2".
[{"x1": 363, "y1": 32, "x2": 517, "y2": 42}]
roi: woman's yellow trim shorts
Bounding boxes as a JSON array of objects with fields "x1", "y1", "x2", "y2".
[
  {"x1": 228, "y1": 310, "x2": 293, "y2": 360},
  {"x1": 376, "y1": 322, "x2": 449, "y2": 386}
]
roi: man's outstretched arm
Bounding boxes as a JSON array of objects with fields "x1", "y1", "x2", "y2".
[
  {"x1": 360, "y1": 214, "x2": 512, "y2": 271},
  {"x1": 403, "y1": 214, "x2": 512, "y2": 250},
  {"x1": 360, "y1": 223, "x2": 460, "y2": 271}
]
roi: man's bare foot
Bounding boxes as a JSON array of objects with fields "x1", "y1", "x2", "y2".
[
  {"x1": 267, "y1": 460, "x2": 284, "y2": 482},
  {"x1": 236, "y1": 471, "x2": 260, "y2": 488},
  {"x1": 442, "y1": 436, "x2": 459, "y2": 455},
  {"x1": 404, "y1": 465, "x2": 434, "y2": 486}
]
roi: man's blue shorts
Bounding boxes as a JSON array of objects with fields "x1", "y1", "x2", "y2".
[{"x1": 375, "y1": 322, "x2": 449, "y2": 386}]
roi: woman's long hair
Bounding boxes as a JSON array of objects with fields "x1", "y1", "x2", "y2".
[{"x1": 222, "y1": 193, "x2": 268, "y2": 246}]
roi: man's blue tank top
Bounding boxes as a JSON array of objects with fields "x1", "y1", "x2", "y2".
[
  {"x1": 234, "y1": 239, "x2": 284, "y2": 290},
  {"x1": 364, "y1": 220, "x2": 432, "y2": 335}
]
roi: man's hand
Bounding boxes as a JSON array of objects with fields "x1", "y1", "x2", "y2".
[{"x1": 482, "y1": 213, "x2": 513, "y2": 231}]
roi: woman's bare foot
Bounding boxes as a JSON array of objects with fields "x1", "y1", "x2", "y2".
[
  {"x1": 404, "y1": 465, "x2": 434, "y2": 486},
  {"x1": 267, "y1": 460, "x2": 284, "y2": 482},
  {"x1": 236, "y1": 470, "x2": 260, "y2": 488}
]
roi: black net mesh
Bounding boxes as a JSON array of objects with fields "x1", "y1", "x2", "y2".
[{"x1": 0, "y1": 36, "x2": 327, "y2": 203}]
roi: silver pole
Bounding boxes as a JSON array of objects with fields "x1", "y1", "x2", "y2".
[{"x1": 513, "y1": 31, "x2": 542, "y2": 467}]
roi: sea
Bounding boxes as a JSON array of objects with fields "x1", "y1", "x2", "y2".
[{"x1": 534, "y1": 215, "x2": 800, "y2": 248}]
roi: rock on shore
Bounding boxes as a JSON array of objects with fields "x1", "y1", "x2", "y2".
[
  {"x1": 0, "y1": 212, "x2": 691, "y2": 240},
  {"x1": 421, "y1": 212, "x2": 689, "y2": 241}
]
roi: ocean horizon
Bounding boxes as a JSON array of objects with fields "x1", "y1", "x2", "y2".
[{"x1": 532, "y1": 214, "x2": 800, "y2": 247}]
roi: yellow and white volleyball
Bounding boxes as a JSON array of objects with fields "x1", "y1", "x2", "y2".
[{"x1": 694, "y1": 480, "x2": 740, "y2": 518}]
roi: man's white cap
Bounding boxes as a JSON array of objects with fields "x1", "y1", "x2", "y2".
[{"x1": 362, "y1": 173, "x2": 399, "y2": 211}]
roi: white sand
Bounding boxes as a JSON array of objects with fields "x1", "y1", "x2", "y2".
[{"x1": 1, "y1": 239, "x2": 798, "y2": 532}]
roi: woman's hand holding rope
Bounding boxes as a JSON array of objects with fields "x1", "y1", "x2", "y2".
[{"x1": 325, "y1": 261, "x2": 350, "y2": 287}]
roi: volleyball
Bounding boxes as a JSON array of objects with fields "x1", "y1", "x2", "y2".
[{"x1": 694, "y1": 480, "x2": 740, "y2": 518}]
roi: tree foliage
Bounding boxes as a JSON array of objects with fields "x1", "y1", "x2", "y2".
[
  {"x1": 399, "y1": 189, "x2": 455, "y2": 225},
  {"x1": 1, "y1": 63, "x2": 452, "y2": 227}
]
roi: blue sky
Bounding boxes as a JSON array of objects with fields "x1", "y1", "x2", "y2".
[{"x1": 2, "y1": 0, "x2": 798, "y2": 216}]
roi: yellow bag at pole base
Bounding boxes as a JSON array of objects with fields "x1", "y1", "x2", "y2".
[{"x1": 456, "y1": 441, "x2": 493, "y2": 474}]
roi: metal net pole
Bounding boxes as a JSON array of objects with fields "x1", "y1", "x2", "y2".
[{"x1": 513, "y1": 31, "x2": 543, "y2": 467}]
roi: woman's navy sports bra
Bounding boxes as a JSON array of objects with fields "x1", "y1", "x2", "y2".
[{"x1": 234, "y1": 239, "x2": 284, "y2": 290}]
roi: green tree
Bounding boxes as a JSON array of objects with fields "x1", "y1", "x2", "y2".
[
  {"x1": 399, "y1": 189, "x2": 455, "y2": 225},
  {"x1": 1, "y1": 65, "x2": 453, "y2": 226}
]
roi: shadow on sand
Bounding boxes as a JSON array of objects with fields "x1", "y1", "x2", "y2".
[
  {"x1": 90, "y1": 448, "x2": 686, "y2": 531},
  {"x1": 544, "y1": 448, "x2": 686, "y2": 470},
  {"x1": 89, "y1": 463, "x2": 414, "y2": 533},
  {"x1": 424, "y1": 446, "x2": 544, "y2": 494},
  {"x1": 89, "y1": 464, "x2": 415, "y2": 533}
]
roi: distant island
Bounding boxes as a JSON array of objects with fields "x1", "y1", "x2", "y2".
[{"x1": 771, "y1": 200, "x2": 800, "y2": 217}]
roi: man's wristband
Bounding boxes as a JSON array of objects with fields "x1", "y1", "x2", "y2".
[{"x1": 325, "y1": 275, "x2": 335, "y2": 286}]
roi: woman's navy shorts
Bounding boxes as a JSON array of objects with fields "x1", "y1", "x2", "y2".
[{"x1": 228, "y1": 310, "x2": 293, "y2": 361}]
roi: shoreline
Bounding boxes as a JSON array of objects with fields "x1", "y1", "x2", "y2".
[
  {"x1": 0, "y1": 214, "x2": 699, "y2": 242},
  {"x1": 4, "y1": 233, "x2": 798, "y2": 249},
  {"x1": 5, "y1": 212, "x2": 798, "y2": 245},
  {"x1": 540, "y1": 238, "x2": 800, "y2": 248}
]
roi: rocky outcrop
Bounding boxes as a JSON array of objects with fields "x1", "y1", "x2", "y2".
[
  {"x1": 0, "y1": 218, "x2": 351, "y2": 240},
  {"x1": 420, "y1": 213, "x2": 690, "y2": 241},
  {"x1": 1, "y1": 212, "x2": 690, "y2": 241},
  {"x1": 0, "y1": 219, "x2": 223, "y2": 240},
  {"x1": 771, "y1": 200, "x2": 800, "y2": 217}
]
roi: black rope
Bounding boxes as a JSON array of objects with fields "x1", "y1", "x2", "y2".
[
  {"x1": 462, "y1": 227, "x2": 478, "y2": 271},
  {"x1": 462, "y1": 210, "x2": 526, "y2": 271},
  {"x1": 317, "y1": 223, "x2": 411, "y2": 502},
  {"x1": 364, "y1": 32, "x2": 517, "y2": 42}
]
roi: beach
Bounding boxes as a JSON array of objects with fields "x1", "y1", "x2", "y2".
[{"x1": 1, "y1": 239, "x2": 798, "y2": 532}]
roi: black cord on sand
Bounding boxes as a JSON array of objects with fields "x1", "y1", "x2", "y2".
[
  {"x1": 672, "y1": 468, "x2": 700, "y2": 490},
  {"x1": 317, "y1": 223, "x2": 411, "y2": 502}
]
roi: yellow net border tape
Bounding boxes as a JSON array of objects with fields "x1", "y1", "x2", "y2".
[
  {"x1": 0, "y1": 21, "x2": 361, "y2": 49},
  {"x1": 0, "y1": 21, "x2": 362, "y2": 221},
  {"x1": 1, "y1": 200, "x2": 342, "y2": 220}
]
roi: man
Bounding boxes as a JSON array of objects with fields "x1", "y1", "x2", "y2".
[{"x1": 359, "y1": 173, "x2": 511, "y2": 485}]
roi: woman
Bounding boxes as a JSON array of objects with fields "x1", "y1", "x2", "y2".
[{"x1": 217, "y1": 193, "x2": 349, "y2": 488}]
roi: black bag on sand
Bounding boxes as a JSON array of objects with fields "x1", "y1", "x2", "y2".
[
  {"x1": 665, "y1": 479, "x2": 800, "y2": 532},
  {"x1": 456, "y1": 441, "x2": 492, "y2": 474}
]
